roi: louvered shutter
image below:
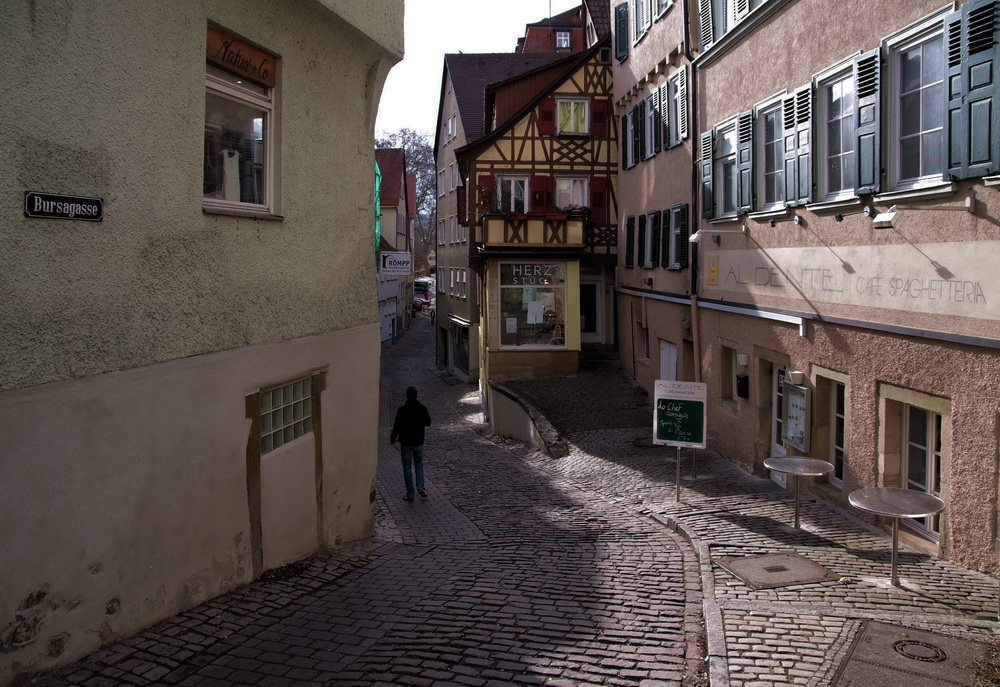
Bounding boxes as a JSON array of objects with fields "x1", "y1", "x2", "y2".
[
  {"x1": 652, "y1": 91, "x2": 662, "y2": 154},
  {"x1": 625, "y1": 216, "x2": 636, "y2": 267},
  {"x1": 783, "y1": 87, "x2": 812, "y2": 206},
  {"x1": 631, "y1": 106, "x2": 642, "y2": 166},
  {"x1": 477, "y1": 174, "x2": 495, "y2": 215},
  {"x1": 659, "y1": 209, "x2": 672, "y2": 267},
  {"x1": 650, "y1": 211, "x2": 662, "y2": 267},
  {"x1": 677, "y1": 66, "x2": 689, "y2": 141},
  {"x1": 637, "y1": 214, "x2": 647, "y2": 268},
  {"x1": 672, "y1": 203, "x2": 690, "y2": 268},
  {"x1": 854, "y1": 49, "x2": 881, "y2": 195},
  {"x1": 592, "y1": 98, "x2": 609, "y2": 138},
  {"x1": 699, "y1": 0, "x2": 714, "y2": 50},
  {"x1": 530, "y1": 175, "x2": 554, "y2": 213},
  {"x1": 622, "y1": 114, "x2": 630, "y2": 168},
  {"x1": 736, "y1": 111, "x2": 754, "y2": 213},
  {"x1": 659, "y1": 83, "x2": 670, "y2": 148},
  {"x1": 946, "y1": 0, "x2": 1000, "y2": 179},
  {"x1": 538, "y1": 97, "x2": 556, "y2": 136},
  {"x1": 638, "y1": 99, "x2": 648, "y2": 160},
  {"x1": 733, "y1": 0, "x2": 750, "y2": 22},
  {"x1": 700, "y1": 131, "x2": 714, "y2": 218},
  {"x1": 590, "y1": 176, "x2": 607, "y2": 224},
  {"x1": 615, "y1": 3, "x2": 630, "y2": 61}
]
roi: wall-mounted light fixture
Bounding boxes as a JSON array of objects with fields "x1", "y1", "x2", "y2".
[
  {"x1": 872, "y1": 194, "x2": 975, "y2": 229},
  {"x1": 642, "y1": 277, "x2": 653, "y2": 286},
  {"x1": 835, "y1": 206, "x2": 873, "y2": 222},
  {"x1": 736, "y1": 352, "x2": 749, "y2": 367},
  {"x1": 872, "y1": 208, "x2": 899, "y2": 229},
  {"x1": 787, "y1": 370, "x2": 804, "y2": 385},
  {"x1": 689, "y1": 224, "x2": 748, "y2": 244},
  {"x1": 768, "y1": 215, "x2": 801, "y2": 228}
]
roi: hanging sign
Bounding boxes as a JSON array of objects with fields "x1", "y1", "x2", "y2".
[
  {"x1": 653, "y1": 380, "x2": 707, "y2": 448},
  {"x1": 24, "y1": 192, "x2": 103, "y2": 221},
  {"x1": 379, "y1": 251, "x2": 412, "y2": 275}
]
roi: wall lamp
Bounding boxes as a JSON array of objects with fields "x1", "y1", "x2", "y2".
[
  {"x1": 689, "y1": 224, "x2": 749, "y2": 244},
  {"x1": 835, "y1": 206, "x2": 873, "y2": 222},
  {"x1": 768, "y1": 215, "x2": 801, "y2": 228}
]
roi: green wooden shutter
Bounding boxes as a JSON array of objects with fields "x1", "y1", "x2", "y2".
[
  {"x1": 625, "y1": 215, "x2": 636, "y2": 267},
  {"x1": 947, "y1": 0, "x2": 999, "y2": 179},
  {"x1": 622, "y1": 114, "x2": 630, "y2": 168},
  {"x1": 783, "y1": 87, "x2": 812, "y2": 206},
  {"x1": 782, "y1": 95, "x2": 798, "y2": 204},
  {"x1": 854, "y1": 49, "x2": 881, "y2": 195},
  {"x1": 650, "y1": 211, "x2": 662, "y2": 267},
  {"x1": 652, "y1": 91, "x2": 662, "y2": 154},
  {"x1": 638, "y1": 99, "x2": 648, "y2": 160},
  {"x1": 660, "y1": 208, "x2": 672, "y2": 267},
  {"x1": 677, "y1": 66, "x2": 689, "y2": 141},
  {"x1": 699, "y1": 0, "x2": 714, "y2": 50},
  {"x1": 632, "y1": 105, "x2": 642, "y2": 166},
  {"x1": 615, "y1": 3, "x2": 630, "y2": 61},
  {"x1": 672, "y1": 203, "x2": 690, "y2": 268},
  {"x1": 637, "y1": 213, "x2": 648, "y2": 268},
  {"x1": 700, "y1": 131, "x2": 714, "y2": 218},
  {"x1": 737, "y1": 111, "x2": 754, "y2": 213}
]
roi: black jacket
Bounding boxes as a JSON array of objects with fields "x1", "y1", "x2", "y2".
[{"x1": 389, "y1": 399, "x2": 432, "y2": 446}]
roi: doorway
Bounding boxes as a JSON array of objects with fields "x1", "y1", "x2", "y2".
[
  {"x1": 769, "y1": 364, "x2": 788, "y2": 487},
  {"x1": 580, "y1": 279, "x2": 603, "y2": 344}
]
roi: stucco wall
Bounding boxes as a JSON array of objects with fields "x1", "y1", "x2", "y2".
[{"x1": 0, "y1": 0, "x2": 403, "y2": 392}]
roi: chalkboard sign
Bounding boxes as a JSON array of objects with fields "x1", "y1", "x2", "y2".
[{"x1": 653, "y1": 381, "x2": 707, "y2": 448}]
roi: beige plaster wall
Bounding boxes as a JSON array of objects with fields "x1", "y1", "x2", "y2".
[
  {"x1": 0, "y1": 324, "x2": 381, "y2": 682},
  {"x1": 0, "y1": 0, "x2": 403, "y2": 393}
]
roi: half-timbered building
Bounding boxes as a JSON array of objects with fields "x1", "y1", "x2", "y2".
[{"x1": 457, "y1": 36, "x2": 618, "y2": 409}]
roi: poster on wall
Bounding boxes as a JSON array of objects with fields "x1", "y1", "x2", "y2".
[{"x1": 782, "y1": 382, "x2": 810, "y2": 452}]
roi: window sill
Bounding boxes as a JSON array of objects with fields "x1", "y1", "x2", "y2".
[
  {"x1": 806, "y1": 197, "x2": 863, "y2": 213},
  {"x1": 748, "y1": 208, "x2": 788, "y2": 221},
  {"x1": 203, "y1": 205, "x2": 284, "y2": 221},
  {"x1": 874, "y1": 182, "x2": 956, "y2": 205},
  {"x1": 983, "y1": 175, "x2": 1000, "y2": 187},
  {"x1": 708, "y1": 215, "x2": 742, "y2": 225}
]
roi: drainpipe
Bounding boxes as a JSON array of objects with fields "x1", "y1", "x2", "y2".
[{"x1": 683, "y1": 0, "x2": 703, "y2": 384}]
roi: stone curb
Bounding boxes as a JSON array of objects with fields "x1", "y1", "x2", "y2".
[{"x1": 489, "y1": 381, "x2": 569, "y2": 458}]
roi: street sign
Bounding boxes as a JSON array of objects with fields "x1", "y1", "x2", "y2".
[
  {"x1": 653, "y1": 380, "x2": 707, "y2": 448},
  {"x1": 379, "y1": 251, "x2": 412, "y2": 275},
  {"x1": 24, "y1": 191, "x2": 103, "y2": 221}
]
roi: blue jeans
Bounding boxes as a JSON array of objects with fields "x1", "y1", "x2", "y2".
[{"x1": 400, "y1": 444, "x2": 425, "y2": 497}]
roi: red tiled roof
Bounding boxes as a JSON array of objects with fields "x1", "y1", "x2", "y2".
[{"x1": 374, "y1": 148, "x2": 406, "y2": 206}]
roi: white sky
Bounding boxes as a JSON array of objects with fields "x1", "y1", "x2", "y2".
[{"x1": 375, "y1": 0, "x2": 583, "y2": 138}]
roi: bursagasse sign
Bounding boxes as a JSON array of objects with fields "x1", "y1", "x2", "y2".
[
  {"x1": 24, "y1": 192, "x2": 103, "y2": 221},
  {"x1": 206, "y1": 26, "x2": 276, "y2": 88}
]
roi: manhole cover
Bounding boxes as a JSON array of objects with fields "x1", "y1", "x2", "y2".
[
  {"x1": 831, "y1": 621, "x2": 988, "y2": 686},
  {"x1": 714, "y1": 552, "x2": 838, "y2": 590}
]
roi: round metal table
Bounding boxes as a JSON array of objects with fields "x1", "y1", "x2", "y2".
[
  {"x1": 848, "y1": 487, "x2": 945, "y2": 587},
  {"x1": 763, "y1": 457, "x2": 835, "y2": 529}
]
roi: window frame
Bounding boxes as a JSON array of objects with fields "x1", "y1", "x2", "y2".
[
  {"x1": 498, "y1": 261, "x2": 568, "y2": 350},
  {"x1": 756, "y1": 96, "x2": 786, "y2": 211},
  {"x1": 556, "y1": 31, "x2": 571, "y2": 49},
  {"x1": 259, "y1": 376, "x2": 314, "y2": 455},
  {"x1": 815, "y1": 63, "x2": 857, "y2": 202},
  {"x1": 714, "y1": 118, "x2": 740, "y2": 217},
  {"x1": 555, "y1": 176, "x2": 589, "y2": 209},
  {"x1": 632, "y1": 0, "x2": 652, "y2": 43},
  {"x1": 204, "y1": 66, "x2": 275, "y2": 214},
  {"x1": 557, "y1": 98, "x2": 590, "y2": 135},
  {"x1": 497, "y1": 175, "x2": 530, "y2": 213}
]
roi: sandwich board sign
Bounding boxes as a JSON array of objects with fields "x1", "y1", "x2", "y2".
[{"x1": 653, "y1": 380, "x2": 707, "y2": 449}]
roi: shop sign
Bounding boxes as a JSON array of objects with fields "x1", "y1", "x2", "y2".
[
  {"x1": 500, "y1": 262, "x2": 564, "y2": 286},
  {"x1": 380, "y1": 251, "x2": 412, "y2": 274},
  {"x1": 207, "y1": 26, "x2": 276, "y2": 88},
  {"x1": 24, "y1": 191, "x2": 103, "y2": 221}
]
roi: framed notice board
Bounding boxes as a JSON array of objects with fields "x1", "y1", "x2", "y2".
[
  {"x1": 782, "y1": 382, "x2": 810, "y2": 452},
  {"x1": 653, "y1": 381, "x2": 707, "y2": 448}
]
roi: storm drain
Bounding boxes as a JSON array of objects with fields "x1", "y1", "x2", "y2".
[
  {"x1": 831, "y1": 620, "x2": 988, "y2": 686},
  {"x1": 714, "y1": 552, "x2": 838, "y2": 590}
]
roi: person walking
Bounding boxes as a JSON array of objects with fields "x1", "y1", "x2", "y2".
[{"x1": 389, "y1": 386, "x2": 432, "y2": 501}]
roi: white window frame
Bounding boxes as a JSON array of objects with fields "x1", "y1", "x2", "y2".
[
  {"x1": 497, "y1": 175, "x2": 529, "y2": 212},
  {"x1": 437, "y1": 170, "x2": 446, "y2": 197},
  {"x1": 623, "y1": 110, "x2": 636, "y2": 168},
  {"x1": 204, "y1": 65, "x2": 274, "y2": 213},
  {"x1": 259, "y1": 376, "x2": 313, "y2": 455},
  {"x1": 886, "y1": 12, "x2": 948, "y2": 192},
  {"x1": 557, "y1": 98, "x2": 590, "y2": 135},
  {"x1": 437, "y1": 218, "x2": 445, "y2": 246},
  {"x1": 664, "y1": 67, "x2": 688, "y2": 148},
  {"x1": 556, "y1": 31, "x2": 571, "y2": 49},
  {"x1": 644, "y1": 93, "x2": 659, "y2": 159},
  {"x1": 714, "y1": 118, "x2": 739, "y2": 217},
  {"x1": 655, "y1": 0, "x2": 673, "y2": 20},
  {"x1": 555, "y1": 176, "x2": 589, "y2": 209},
  {"x1": 816, "y1": 62, "x2": 857, "y2": 202},
  {"x1": 632, "y1": 0, "x2": 652, "y2": 43},
  {"x1": 642, "y1": 211, "x2": 658, "y2": 268},
  {"x1": 756, "y1": 96, "x2": 785, "y2": 211},
  {"x1": 902, "y1": 404, "x2": 944, "y2": 539},
  {"x1": 829, "y1": 380, "x2": 847, "y2": 488}
]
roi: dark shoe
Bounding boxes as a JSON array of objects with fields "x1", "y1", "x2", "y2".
[
  {"x1": 404, "y1": 495, "x2": 414, "y2": 501},
  {"x1": 417, "y1": 489, "x2": 427, "y2": 498}
]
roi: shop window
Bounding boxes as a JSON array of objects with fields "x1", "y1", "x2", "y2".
[{"x1": 499, "y1": 262, "x2": 566, "y2": 348}]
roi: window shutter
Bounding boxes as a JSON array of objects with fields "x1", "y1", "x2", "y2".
[
  {"x1": 631, "y1": 105, "x2": 642, "y2": 166},
  {"x1": 652, "y1": 91, "x2": 662, "y2": 154},
  {"x1": 659, "y1": 83, "x2": 670, "y2": 148},
  {"x1": 677, "y1": 66, "x2": 689, "y2": 141},
  {"x1": 650, "y1": 211, "x2": 662, "y2": 267},
  {"x1": 476, "y1": 174, "x2": 496, "y2": 214},
  {"x1": 625, "y1": 215, "x2": 636, "y2": 267},
  {"x1": 659, "y1": 209, "x2": 672, "y2": 267},
  {"x1": 590, "y1": 176, "x2": 607, "y2": 224},
  {"x1": 947, "y1": 0, "x2": 1000, "y2": 179},
  {"x1": 854, "y1": 49, "x2": 881, "y2": 195},
  {"x1": 592, "y1": 98, "x2": 609, "y2": 138},
  {"x1": 530, "y1": 175, "x2": 553, "y2": 213},
  {"x1": 737, "y1": 111, "x2": 754, "y2": 213},
  {"x1": 615, "y1": 3, "x2": 630, "y2": 61},
  {"x1": 782, "y1": 95, "x2": 799, "y2": 204},
  {"x1": 538, "y1": 97, "x2": 556, "y2": 136},
  {"x1": 622, "y1": 114, "x2": 631, "y2": 168},
  {"x1": 699, "y1": 0, "x2": 714, "y2": 50},
  {"x1": 638, "y1": 99, "x2": 648, "y2": 160},
  {"x1": 783, "y1": 87, "x2": 812, "y2": 206},
  {"x1": 637, "y1": 214, "x2": 647, "y2": 268},
  {"x1": 672, "y1": 203, "x2": 690, "y2": 268},
  {"x1": 700, "y1": 131, "x2": 714, "y2": 218},
  {"x1": 733, "y1": 0, "x2": 750, "y2": 22}
]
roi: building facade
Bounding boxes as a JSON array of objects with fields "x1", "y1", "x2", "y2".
[
  {"x1": 0, "y1": 1, "x2": 402, "y2": 682},
  {"x1": 376, "y1": 147, "x2": 414, "y2": 344},
  {"x1": 613, "y1": 0, "x2": 1000, "y2": 572}
]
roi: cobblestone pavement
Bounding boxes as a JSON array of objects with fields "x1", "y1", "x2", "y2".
[{"x1": 21, "y1": 316, "x2": 707, "y2": 687}]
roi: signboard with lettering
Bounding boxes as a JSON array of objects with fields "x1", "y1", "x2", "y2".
[
  {"x1": 781, "y1": 382, "x2": 810, "y2": 452},
  {"x1": 379, "y1": 251, "x2": 412, "y2": 275},
  {"x1": 24, "y1": 192, "x2": 103, "y2": 221},
  {"x1": 207, "y1": 27, "x2": 276, "y2": 88},
  {"x1": 500, "y1": 262, "x2": 565, "y2": 286},
  {"x1": 653, "y1": 380, "x2": 707, "y2": 448}
]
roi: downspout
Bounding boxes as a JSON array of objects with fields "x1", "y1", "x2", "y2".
[{"x1": 683, "y1": 0, "x2": 703, "y2": 383}]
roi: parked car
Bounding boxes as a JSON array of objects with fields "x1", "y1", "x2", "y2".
[{"x1": 413, "y1": 294, "x2": 431, "y2": 312}]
